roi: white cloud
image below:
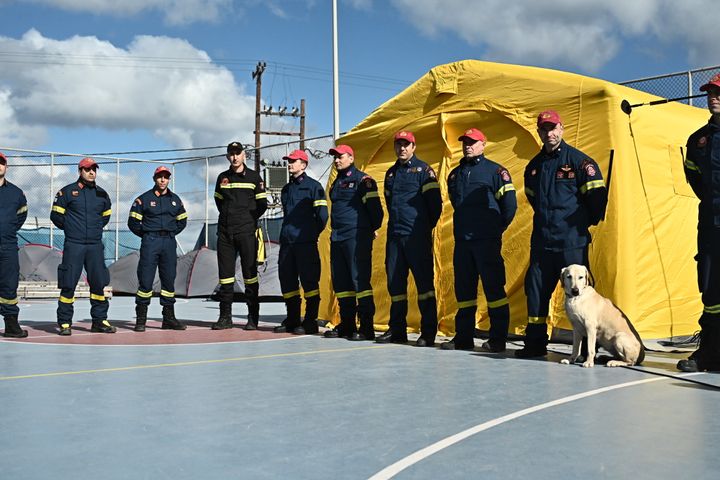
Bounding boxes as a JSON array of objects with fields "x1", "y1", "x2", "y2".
[
  {"x1": 0, "y1": 29, "x2": 260, "y2": 149},
  {"x1": 386, "y1": 0, "x2": 719, "y2": 72},
  {"x1": 0, "y1": 88, "x2": 47, "y2": 146},
  {"x1": 21, "y1": 0, "x2": 234, "y2": 26}
]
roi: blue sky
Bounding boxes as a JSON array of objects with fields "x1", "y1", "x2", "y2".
[{"x1": 0, "y1": 0, "x2": 718, "y2": 157}]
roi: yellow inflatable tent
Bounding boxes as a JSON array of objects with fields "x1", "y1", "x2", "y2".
[{"x1": 318, "y1": 59, "x2": 709, "y2": 340}]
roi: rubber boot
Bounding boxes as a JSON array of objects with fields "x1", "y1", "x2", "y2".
[
  {"x1": 296, "y1": 296, "x2": 320, "y2": 335},
  {"x1": 275, "y1": 297, "x2": 301, "y2": 333},
  {"x1": 134, "y1": 304, "x2": 148, "y2": 332},
  {"x1": 211, "y1": 302, "x2": 233, "y2": 330},
  {"x1": 678, "y1": 315, "x2": 720, "y2": 372},
  {"x1": 515, "y1": 323, "x2": 548, "y2": 358},
  {"x1": 2, "y1": 315, "x2": 28, "y2": 338},
  {"x1": 162, "y1": 305, "x2": 186, "y2": 330},
  {"x1": 244, "y1": 303, "x2": 259, "y2": 331},
  {"x1": 350, "y1": 314, "x2": 375, "y2": 341}
]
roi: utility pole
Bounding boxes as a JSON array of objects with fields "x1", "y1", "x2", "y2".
[{"x1": 252, "y1": 61, "x2": 266, "y2": 172}]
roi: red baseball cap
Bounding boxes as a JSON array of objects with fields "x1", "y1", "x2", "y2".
[
  {"x1": 154, "y1": 166, "x2": 172, "y2": 177},
  {"x1": 329, "y1": 145, "x2": 354, "y2": 157},
  {"x1": 700, "y1": 73, "x2": 720, "y2": 92},
  {"x1": 458, "y1": 128, "x2": 487, "y2": 142},
  {"x1": 78, "y1": 157, "x2": 98, "y2": 169},
  {"x1": 394, "y1": 131, "x2": 416, "y2": 143},
  {"x1": 537, "y1": 110, "x2": 562, "y2": 127},
  {"x1": 283, "y1": 149, "x2": 309, "y2": 162},
  {"x1": 0, "y1": 152, "x2": 7, "y2": 165}
]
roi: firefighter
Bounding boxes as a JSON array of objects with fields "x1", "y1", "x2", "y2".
[
  {"x1": 0, "y1": 152, "x2": 29, "y2": 338},
  {"x1": 127, "y1": 166, "x2": 188, "y2": 332},
  {"x1": 51, "y1": 157, "x2": 115, "y2": 335},
  {"x1": 212, "y1": 142, "x2": 267, "y2": 330},
  {"x1": 377, "y1": 131, "x2": 442, "y2": 347},
  {"x1": 517, "y1": 110, "x2": 607, "y2": 358},
  {"x1": 273, "y1": 149, "x2": 328, "y2": 335},
  {"x1": 677, "y1": 73, "x2": 720, "y2": 372},
  {"x1": 324, "y1": 144, "x2": 384, "y2": 341},
  {"x1": 442, "y1": 128, "x2": 517, "y2": 351}
]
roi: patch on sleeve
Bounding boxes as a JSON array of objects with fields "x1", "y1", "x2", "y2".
[
  {"x1": 220, "y1": 177, "x2": 229, "y2": 186},
  {"x1": 134, "y1": 198, "x2": 142, "y2": 206},
  {"x1": 582, "y1": 160, "x2": 597, "y2": 177},
  {"x1": 498, "y1": 168, "x2": 510, "y2": 182},
  {"x1": 56, "y1": 190, "x2": 63, "y2": 197},
  {"x1": 427, "y1": 167, "x2": 436, "y2": 179},
  {"x1": 698, "y1": 136, "x2": 707, "y2": 147},
  {"x1": 259, "y1": 181, "x2": 265, "y2": 190},
  {"x1": 361, "y1": 176, "x2": 375, "y2": 189}
]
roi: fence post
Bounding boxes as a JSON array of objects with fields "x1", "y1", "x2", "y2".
[
  {"x1": 688, "y1": 70, "x2": 693, "y2": 107},
  {"x1": 205, "y1": 156, "x2": 209, "y2": 248},
  {"x1": 115, "y1": 158, "x2": 120, "y2": 261},
  {"x1": 50, "y1": 153, "x2": 55, "y2": 249}
]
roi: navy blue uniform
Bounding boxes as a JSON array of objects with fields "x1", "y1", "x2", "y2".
[
  {"x1": 214, "y1": 166, "x2": 267, "y2": 321},
  {"x1": 523, "y1": 140, "x2": 607, "y2": 346},
  {"x1": 278, "y1": 173, "x2": 328, "y2": 330},
  {"x1": 384, "y1": 155, "x2": 442, "y2": 341},
  {"x1": 128, "y1": 188, "x2": 187, "y2": 306},
  {"x1": 0, "y1": 180, "x2": 27, "y2": 318},
  {"x1": 447, "y1": 155, "x2": 517, "y2": 347},
  {"x1": 51, "y1": 179, "x2": 112, "y2": 325},
  {"x1": 329, "y1": 165, "x2": 384, "y2": 337}
]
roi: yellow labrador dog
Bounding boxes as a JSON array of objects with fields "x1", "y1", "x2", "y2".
[{"x1": 559, "y1": 264, "x2": 644, "y2": 368}]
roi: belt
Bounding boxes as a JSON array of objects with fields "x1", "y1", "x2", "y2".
[{"x1": 148, "y1": 231, "x2": 172, "y2": 237}]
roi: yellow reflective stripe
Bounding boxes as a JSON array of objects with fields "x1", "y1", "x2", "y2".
[
  {"x1": 313, "y1": 199, "x2": 328, "y2": 207},
  {"x1": 60, "y1": 323, "x2": 70, "y2": 329},
  {"x1": 160, "y1": 290, "x2": 175, "y2": 298},
  {"x1": 90, "y1": 293, "x2": 106, "y2": 301},
  {"x1": 59, "y1": 296, "x2": 74, "y2": 304},
  {"x1": 579, "y1": 179, "x2": 605, "y2": 194},
  {"x1": 219, "y1": 277, "x2": 235, "y2": 285},
  {"x1": 129, "y1": 211, "x2": 143, "y2": 220},
  {"x1": 255, "y1": 192, "x2": 267, "y2": 200},
  {"x1": 684, "y1": 159, "x2": 701, "y2": 173},
  {"x1": 525, "y1": 188, "x2": 534, "y2": 197},
  {"x1": 16, "y1": 205, "x2": 28, "y2": 215},
  {"x1": 335, "y1": 291, "x2": 356, "y2": 299},
  {"x1": 0, "y1": 296, "x2": 19, "y2": 305},
  {"x1": 422, "y1": 182, "x2": 440, "y2": 193},
  {"x1": 703, "y1": 304, "x2": 720, "y2": 314},
  {"x1": 528, "y1": 316, "x2": 547, "y2": 324},
  {"x1": 102, "y1": 209, "x2": 112, "y2": 217},
  {"x1": 283, "y1": 290, "x2": 301, "y2": 299},
  {"x1": 176, "y1": 212, "x2": 188, "y2": 220},
  {"x1": 487, "y1": 297, "x2": 509, "y2": 308},
  {"x1": 214, "y1": 192, "x2": 224, "y2": 199},
  {"x1": 357, "y1": 290, "x2": 373, "y2": 299},
  {"x1": 457, "y1": 299, "x2": 477, "y2": 309},
  {"x1": 391, "y1": 294, "x2": 408, "y2": 302},
  {"x1": 361, "y1": 191, "x2": 380, "y2": 203},
  {"x1": 304, "y1": 289, "x2": 320, "y2": 298},
  {"x1": 417, "y1": 290, "x2": 435, "y2": 301},
  {"x1": 220, "y1": 183, "x2": 256, "y2": 189},
  {"x1": 52, "y1": 205, "x2": 66, "y2": 214},
  {"x1": 136, "y1": 290, "x2": 153, "y2": 298},
  {"x1": 244, "y1": 276, "x2": 259, "y2": 285},
  {"x1": 495, "y1": 183, "x2": 516, "y2": 199}
]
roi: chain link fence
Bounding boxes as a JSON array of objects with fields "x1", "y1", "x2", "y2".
[
  {"x1": 2, "y1": 134, "x2": 335, "y2": 264},
  {"x1": 620, "y1": 65, "x2": 720, "y2": 108}
]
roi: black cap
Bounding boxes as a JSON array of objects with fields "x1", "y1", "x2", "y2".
[{"x1": 227, "y1": 141, "x2": 244, "y2": 153}]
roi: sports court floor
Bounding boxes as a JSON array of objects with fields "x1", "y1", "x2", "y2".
[{"x1": 1, "y1": 297, "x2": 718, "y2": 479}]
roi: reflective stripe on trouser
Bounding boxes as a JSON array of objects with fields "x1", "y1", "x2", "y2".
[
  {"x1": 524, "y1": 246, "x2": 588, "y2": 344},
  {"x1": 696, "y1": 245, "x2": 720, "y2": 316},
  {"x1": 385, "y1": 234, "x2": 437, "y2": 339},
  {"x1": 453, "y1": 238, "x2": 509, "y2": 344},
  {"x1": 278, "y1": 241, "x2": 321, "y2": 321},
  {"x1": 217, "y1": 229, "x2": 258, "y2": 311},
  {"x1": 0, "y1": 248, "x2": 20, "y2": 317},
  {"x1": 56, "y1": 241, "x2": 109, "y2": 325},
  {"x1": 331, "y1": 233, "x2": 374, "y2": 328},
  {"x1": 135, "y1": 234, "x2": 178, "y2": 306}
]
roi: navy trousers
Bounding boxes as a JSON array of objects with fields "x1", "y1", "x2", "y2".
[
  {"x1": 0, "y1": 247, "x2": 20, "y2": 317},
  {"x1": 57, "y1": 241, "x2": 109, "y2": 325},
  {"x1": 330, "y1": 233, "x2": 374, "y2": 328},
  {"x1": 136, "y1": 233, "x2": 177, "y2": 306}
]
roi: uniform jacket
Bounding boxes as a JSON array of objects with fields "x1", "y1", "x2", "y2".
[
  {"x1": 448, "y1": 155, "x2": 517, "y2": 241},
  {"x1": 214, "y1": 166, "x2": 268, "y2": 235},
  {"x1": 51, "y1": 179, "x2": 112, "y2": 244},
  {"x1": 0, "y1": 180, "x2": 28, "y2": 248},
  {"x1": 384, "y1": 155, "x2": 442, "y2": 237},
  {"x1": 128, "y1": 187, "x2": 188, "y2": 237},
  {"x1": 685, "y1": 118, "x2": 720, "y2": 245},
  {"x1": 280, "y1": 172, "x2": 328, "y2": 244},
  {"x1": 524, "y1": 140, "x2": 607, "y2": 251},
  {"x1": 329, "y1": 165, "x2": 384, "y2": 242}
]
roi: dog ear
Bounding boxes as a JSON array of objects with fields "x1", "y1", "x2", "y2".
[
  {"x1": 560, "y1": 267, "x2": 568, "y2": 285},
  {"x1": 584, "y1": 266, "x2": 593, "y2": 287}
]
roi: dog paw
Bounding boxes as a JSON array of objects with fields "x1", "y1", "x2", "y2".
[
  {"x1": 560, "y1": 359, "x2": 570, "y2": 365},
  {"x1": 581, "y1": 361, "x2": 594, "y2": 368},
  {"x1": 606, "y1": 360, "x2": 626, "y2": 367}
]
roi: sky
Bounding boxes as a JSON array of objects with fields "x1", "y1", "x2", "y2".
[{"x1": 1, "y1": 0, "x2": 719, "y2": 159}]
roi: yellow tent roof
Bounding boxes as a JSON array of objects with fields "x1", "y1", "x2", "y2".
[{"x1": 318, "y1": 59, "x2": 708, "y2": 339}]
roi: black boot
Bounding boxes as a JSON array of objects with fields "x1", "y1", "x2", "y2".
[
  {"x1": 3, "y1": 315, "x2": 28, "y2": 338},
  {"x1": 211, "y1": 302, "x2": 233, "y2": 330},
  {"x1": 350, "y1": 314, "x2": 375, "y2": 341},
  {"x1": 134, "y1": 304, "x2": 148, "y2": 332},
  {"x1": 678, "y1": 316, "x2": 720, "y2": 372},
  {"x1": 90, "y1": 319, "x2": 117, "y2": 333},
  {"x1": 162, "y1": 305, "x2": 186, "y2": 330},
  {"x1": 295, "y1": 296, "x2": 320, "y2": 334},
  {"x1": 275, "y1": 297, "x2": 301, "y2": 333},
  {"x1": 244, "y1": 303, "x2": 260, "y2": 330},
  {"x1": 515, "y1": 323, "x2": 548, "y2": 358}
]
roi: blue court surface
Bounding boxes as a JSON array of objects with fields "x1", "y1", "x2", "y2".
[{"x1": 1, "y1": 297, "x2": 718, "y2": 480}]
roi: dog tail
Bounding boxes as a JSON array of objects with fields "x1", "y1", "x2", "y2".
[{"x1": 615, "y1": 303, "x2": 645, "y2": 365}]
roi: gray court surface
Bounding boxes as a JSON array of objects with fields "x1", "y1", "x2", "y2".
[{"x1": 1, "y1": 297, "x2": 718, "y2": 480}]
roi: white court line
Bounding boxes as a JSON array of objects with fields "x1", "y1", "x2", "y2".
[{"x1": 369, "y1": 373, "x2": 701, "y2": 479}]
